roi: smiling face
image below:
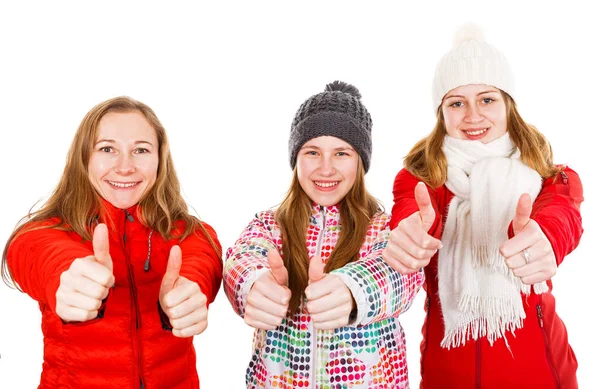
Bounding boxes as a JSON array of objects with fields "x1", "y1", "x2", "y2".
[
  {"x1": 296, "y1": 136, "x2": 359, "y2": 207},
  {"x1": 441, "y1": 84, "x2": 508, "y2": 143},
  {"x1": 88, "y1": 111, "x2": 159, "y2": 209}
]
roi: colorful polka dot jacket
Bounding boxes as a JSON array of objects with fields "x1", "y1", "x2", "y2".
[{"x1": 224, "y1": 204, "x2": 425, "y2": 388}]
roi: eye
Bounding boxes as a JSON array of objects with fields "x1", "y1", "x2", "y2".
[
  {"x1": 305, "y1": 150, "x2": 319, "y2": 156},
  {"x1": 134, "y1": 148, "x2": 149, "y2": 154},
  {"x1": 335, "y1": 151, "x2": 349, "y2": 157},
  {"x1": 99, "y1": 146, "x2": 113, "y2": 153},
  {"x1": 482, "y1": 97, "x2": 494, "y2": 104},
  {"x1": 450, "y1": 101, "x2": 464, "y2": 108}
]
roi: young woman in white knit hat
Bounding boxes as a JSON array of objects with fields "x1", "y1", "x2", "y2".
[{"x1": 382, "y1": 25, "x2": 583, "y2": 388}]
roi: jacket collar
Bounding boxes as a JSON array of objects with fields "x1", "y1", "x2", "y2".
[
  {"x1": 310, "y1": 202, "x2": 340, "y2": 219},
  {"x1": 98, "y1": 197, "x2": 139, "y2": 224}
]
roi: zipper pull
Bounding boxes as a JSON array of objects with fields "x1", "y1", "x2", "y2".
[
  {"x1": 536, "y1": 305, "x2": 544, "y2": 328},
  {"x1": 144, "y1": 230, "x2": 153, "y2": 272},
  {"x1": 560, "y1": 171, "x2": 568, "y2": 185},
  {"x1": 124, "y1": 210, "x2": 134, "y2": 222}
]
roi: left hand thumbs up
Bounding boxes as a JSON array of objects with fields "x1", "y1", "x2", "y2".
[{"x1": 159, "y1": 245, "x2": 209, "y2": 338}]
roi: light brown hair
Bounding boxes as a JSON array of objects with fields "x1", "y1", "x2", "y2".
[
  {"x1": 2, "y1": 96, "x2": 220, "y2": 288},
  {"x1": 275, "y1": 158, "x2": 381, "y2": 314},
  {"x1": 404, "y1": 92, "x2": 561, "y2": 188}
]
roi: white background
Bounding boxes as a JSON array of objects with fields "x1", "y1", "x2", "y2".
[{"x1": 1, "y1": 1, "x2": 598, "y2": 388}]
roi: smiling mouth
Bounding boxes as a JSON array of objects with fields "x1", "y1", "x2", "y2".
[
  {"x1": 463, "y1": 128, "x2": 489, "y2": 136},
  {"x1": 107, "y1": 180, "x2": 140, "y2": 188},
  {"x1": 314, "y1": 181, "x2": 339, "y2": 188}
]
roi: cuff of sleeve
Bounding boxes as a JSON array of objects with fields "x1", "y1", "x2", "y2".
[
  {"x1": 239, "y1": 267, "x2": 271, "y2": 316},
  {"x1": 158, "y1": 301, "x2": 173, "y2": 331},
  {"x1": 330, "y1": 270, "x2": 368, "y2": 327}
]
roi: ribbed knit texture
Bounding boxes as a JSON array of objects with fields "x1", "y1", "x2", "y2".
[
  {"x1": 289, "y1": 81, "x2": 373, "y2": 171},
  {"x1": 432, "y1": 24, "x2": 515, "y2": 112}
]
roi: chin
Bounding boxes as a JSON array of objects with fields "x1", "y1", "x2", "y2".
[{"x1": 107, "y1": 198, "x2": 139, "y2": 210}]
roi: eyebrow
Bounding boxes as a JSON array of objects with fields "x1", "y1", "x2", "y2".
[
  {"x1": 444, "y1": 90, "x2": 500, "y2": 100},
  {"x1": 300, "y1": 145, "x2": 354, "y2": 152},
  {"x1": 95, "y1": 139, "x2": 154, "y2": 146}
]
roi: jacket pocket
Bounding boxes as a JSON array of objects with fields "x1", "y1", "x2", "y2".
[{"x1": 536, "y1": 303, "x2": 561, "y2": 389}]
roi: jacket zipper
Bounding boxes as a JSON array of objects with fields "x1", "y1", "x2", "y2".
[
  {"x1": 536, "y1": 303, "x2": 560, "y2": 388},
  {"x1": 311, "y1": 206, "x2": 327, "y2": 388},
  {"x1": 475, "y1": 338, "x2": 481, "y2": 389},
  {"x1": 123, "y1": 210, "x2": 146, "y2": 389}
]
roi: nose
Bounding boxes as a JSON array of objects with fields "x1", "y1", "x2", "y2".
[
  {"x1": 464, "y1": 104, "x2": 484, "y2": 123},
  {"x1": 115, "y1": 153, "x2": 135, "y2": 175},
  {"x1": 317, "y1": 155, "x2": 336, "y2": 176}
]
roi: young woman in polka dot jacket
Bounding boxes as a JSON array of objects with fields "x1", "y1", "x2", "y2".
[{"x1": 224, "y1": 81, "x2": 425, "y2": 389}]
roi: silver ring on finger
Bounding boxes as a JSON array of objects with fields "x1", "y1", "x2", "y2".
[{"x1": 522, "y1": 248, "x2": 531, "y2": 265}]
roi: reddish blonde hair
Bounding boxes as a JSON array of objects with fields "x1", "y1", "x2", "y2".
[
  {"x1": 404, "y1": 92, "x2": 561, "y2": 188},
  {"x1": 3, "y1": 96, "x2": 220, "y2": 288}
]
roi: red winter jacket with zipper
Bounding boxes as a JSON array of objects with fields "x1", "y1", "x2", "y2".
[
  {"x1": 391, "y1": 167, "x2": 583, "y2": 389},
  {"x1": 7, "y1": 202, "x2": 223, "y2": 389}
]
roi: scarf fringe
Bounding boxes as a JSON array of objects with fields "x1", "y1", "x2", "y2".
[{"x1": 441, "y1": 315, "x2": 524, "y2": 349}]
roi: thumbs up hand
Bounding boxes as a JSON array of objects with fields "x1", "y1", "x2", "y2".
[
  {"x1": 55, "y1": 223, "x2": 115, "y2": 322},
  {"x1": 244, "y1": 249, "x2": 291, "y2": 330},
  {"x1": 159, "y1": 245, "x2": 209, "y2": 338},
  {"x1": 383, "y1": 182, "x2": 442, "y2": 274},
  {"x1": 305, "y1": 256, "x2": 355, "y2": 330},
  {"x1": 500, "y1": 193, "x2": 557, "y2": 285}
]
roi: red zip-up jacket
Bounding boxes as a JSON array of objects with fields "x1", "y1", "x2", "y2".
[
  {"x1": 7, "y1": 201, "x2": 223, "y2": 389},
  {"x1": 390, "y1": 167, "x2": 583, "y2": 389}
]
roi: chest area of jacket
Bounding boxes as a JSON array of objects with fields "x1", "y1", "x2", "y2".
[
  {"x1": 76, "y1": 223, "x2": 173, "y2": 288},
  {"x1": 272, "y1": 212, "x2": 383, "y2": 261}
]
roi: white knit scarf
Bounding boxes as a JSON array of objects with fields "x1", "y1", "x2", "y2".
[{"x1": 438, "y1": 133, "x2": 547, "y2": 349}]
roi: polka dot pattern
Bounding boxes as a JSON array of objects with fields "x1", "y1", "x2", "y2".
[{"x1": 224, "y1": 205, "x2": 424, "y2": 388}]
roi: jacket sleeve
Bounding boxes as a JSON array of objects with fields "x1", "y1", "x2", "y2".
[
  {"x1": 390, "y1": 168, "x2": 443, "y2": 238},
  {"x1": 330, "y1": 214, "x2": 426, "y2": 326},
  {"x1": 178, "y1": 222, "x2": 223, "y2": 307},
  {"x1": 223, "y1": 212, "x2": 278, "y2": 318},
  {"x1": 510, "y1": 166, "x2": 584, "y2": 266},
  {"x1": 6, "y1": 222, "x2": 93, "y2": 315}
]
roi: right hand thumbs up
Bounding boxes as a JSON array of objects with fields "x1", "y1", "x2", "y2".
[
  {"x1": 267, "y1": 249, "x2": 288, "y2": 286},
  {"x1": 415, "y1": 182, "x2": 436, "y2": 231},
  {"x1": 308, "y1": 255, "x2": 324, "y2": 285},
  {"x1": 55, "y1": 223, "x2": 115, "y2": 322},
  {"x1": 93, "y1": 223, "x2": 113, "y2": 272},
  {"x1": 243, "y1": 249, "x2": 291, "y2": 330},
  {"x1": 383, "y1": 182, "x2": 441, "y2": 274}
]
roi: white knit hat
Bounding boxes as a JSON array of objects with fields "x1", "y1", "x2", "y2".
[{"x1": 432, "y1": 24, "x2": 515, "y2": 113}]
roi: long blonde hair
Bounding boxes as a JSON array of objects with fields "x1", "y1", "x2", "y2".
[
  {"x1": 404, "y1": 92, "x2": 561, "y2": 188},
  {"x1": 3, "y1": 96, "x2": 220, "y2": 288},
  {"x1": 275, "y1": 158, "x2": 381, "y2": 314}
]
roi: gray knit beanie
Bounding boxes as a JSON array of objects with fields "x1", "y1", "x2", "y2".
[{"x1": 289, "y1": 81, "x2": 373, "y2": 172}]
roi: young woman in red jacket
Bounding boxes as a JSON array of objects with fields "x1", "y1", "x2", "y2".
[
  {"x1": 382, "y1": 25, "x2": 583, "y2": 388},
  {"x1": 2, "y1": 97, "x2": 223, "y2": 389}
]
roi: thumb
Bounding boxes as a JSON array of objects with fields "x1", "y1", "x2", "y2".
[
  {"x1": 93, "y1": 224, "x2": 112, "y2": 272},
  {"x1": 267, "y1": 249, "x2": 288, "y2": 286},
  {"x1": 415, "y1": 182, "x2": 435, "y2": 231},
  {"x1": 512, "y1": 193, "x2": 532, "y2": 235},
  {"x1": 161, "y1": 245, "x2": 182, "y2": 295},
  {"x1": 308, "y1": 255, "x2": 324, "y2": 285}
]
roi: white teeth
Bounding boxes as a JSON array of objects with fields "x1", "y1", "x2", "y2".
[
  {"x1": 315, "y1": 181, "x2": 339, "y2": 188},
  {"x1": 465, "y1": 128, "x2": 487, "y2": 136},
  {"x1": 108, "y1": 181, "x2": 137, "y2": 188}
]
